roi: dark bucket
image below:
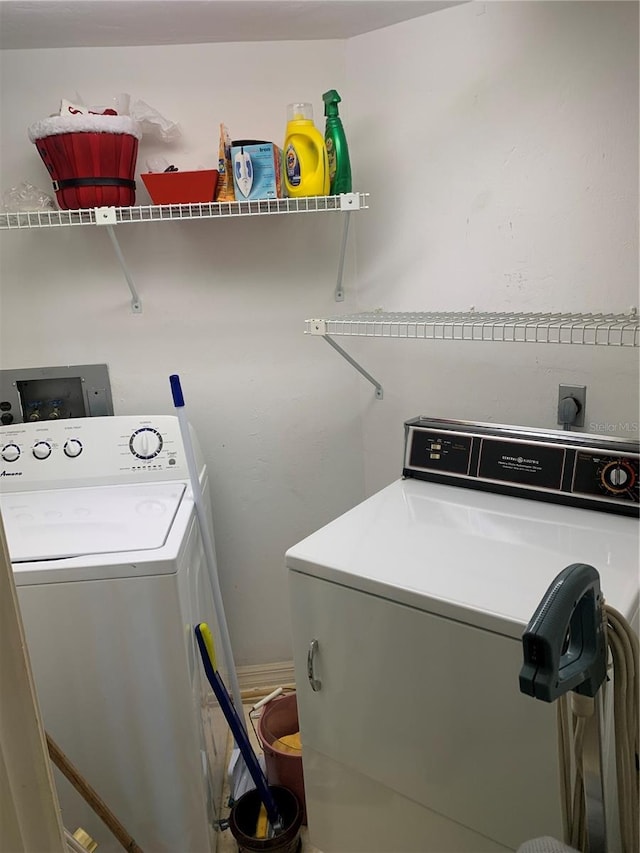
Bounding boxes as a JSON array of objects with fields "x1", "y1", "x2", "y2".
[{"x1": 228, "y1": 785, "x2": 302, "y2": 853}]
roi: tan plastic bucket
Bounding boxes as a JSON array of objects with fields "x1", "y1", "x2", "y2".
[{"x1": 257, "y1": 694, "x2": 306, "y2": 824}]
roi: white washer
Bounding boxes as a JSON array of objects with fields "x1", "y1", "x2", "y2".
[
  {"x1": 0, "y1": 415, "x2": 230, "y2": 853},
  {"x1": 287, "y1": 419, "x2": 639, "y2": 853}
]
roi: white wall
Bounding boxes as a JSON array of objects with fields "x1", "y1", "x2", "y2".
[
  {"x1": 1, "y1": 1, "x2": 638, "y2": 666},
  {"x1": 346, "y1": 0, "x2": 639, "y2": 494},
  {"x1": 0, "y1": 40, "x2": 366, "y2": 667}
]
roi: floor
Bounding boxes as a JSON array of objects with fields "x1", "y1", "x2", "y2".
[{"x1": 216, "y1": 701, "x2": 323, "y2": 853}]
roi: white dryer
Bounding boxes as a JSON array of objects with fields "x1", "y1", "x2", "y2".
[
  {"x1": 0, "y1": 415, "x2": 231, "y2": 853},
  {"x1": 287, "y1": 418, "x2": 639, "y2": 853}
]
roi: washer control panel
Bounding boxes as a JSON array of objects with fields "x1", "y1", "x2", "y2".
[
  {"x1": 404, "y1": 416, "x2": 639, "y2": 517},
  {"x1": 0, "y1": 415, "x2": 197, "y2": 492}
]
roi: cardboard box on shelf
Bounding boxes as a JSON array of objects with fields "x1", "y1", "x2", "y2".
[{"x1": 230, "y1": 141, "x2": 283, "y2": 201}]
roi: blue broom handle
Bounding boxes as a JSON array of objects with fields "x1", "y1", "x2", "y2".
[
  {"x1": 194, "y1": 627, "x2": 283, "y2": 831},
  {"x1": 169, "y1": 374, "x2": 245, "y2": 723}
]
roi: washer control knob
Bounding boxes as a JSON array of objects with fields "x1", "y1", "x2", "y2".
[
  {"x1": 1, "y1": 443, "x2": 20, "y2": 463},
  {"x1": 64, "y1": 438, "x2": 83, "y2": 458},
  {"x1": 129, "y1": 427, "x2": 163, "y2": 460},
  {"x1": 32, "y1": 441, "x2": 52, "y2": 460}
]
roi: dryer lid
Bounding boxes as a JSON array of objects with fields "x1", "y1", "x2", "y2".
[
  {"x1": 1, "y1": 482, "x2": 186, "y2": 562},
  {"x1": 286, "y1": 478, "x2": 639, "y2": 639}
]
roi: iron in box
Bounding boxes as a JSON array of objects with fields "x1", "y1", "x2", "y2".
[{"x1": 230, "y1": 140, "x2": 283, "y2": 200}]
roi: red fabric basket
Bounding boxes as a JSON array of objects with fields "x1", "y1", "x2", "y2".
[{"x1": 29, "y1": 115, "x2": 141, "y2": 210}]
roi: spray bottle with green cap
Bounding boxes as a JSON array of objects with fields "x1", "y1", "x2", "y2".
[{"x1": 322, "y1": 89, "x2": 352, "y2": 194}]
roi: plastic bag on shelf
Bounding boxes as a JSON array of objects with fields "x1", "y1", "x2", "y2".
[
  {"x1": 145, "y1": 156, "x2": 172, "y2": 173},
  {"x1": 129, "y1": 99, "x2": 182, "y2": 143},
  {"x1": 2, "y1": 182, "x2": 56, "y2": 212}
]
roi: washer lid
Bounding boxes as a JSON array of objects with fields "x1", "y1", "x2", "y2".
[{"x1": 1, "y1": 482, "x2": 186, "y2": 562}]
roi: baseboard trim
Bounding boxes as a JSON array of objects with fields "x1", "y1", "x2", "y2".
[{"x1": 237, "y1": 660, "x2": 296, "y2": 703}]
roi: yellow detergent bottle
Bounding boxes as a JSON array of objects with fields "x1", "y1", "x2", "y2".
[{"x1": 283, "y1": 102, "x2": 330, "y2": 197}]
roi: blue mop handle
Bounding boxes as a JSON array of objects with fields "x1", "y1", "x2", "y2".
[
  {"x1": 169, "y1": 374, "x2": 245, "y2": 722},
  {"x1": 194, "y1": 625, "x2": 284, "y2": 832},
  {"x1": 170, "y1": 374, "x2": 185, "y2": 408}
]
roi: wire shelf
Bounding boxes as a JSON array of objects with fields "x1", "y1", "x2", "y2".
[
  {"x1": 0, "y1": 193, "x2": 369, "y2": 230},
  {"x1": 306, "y1": 311, "x2": 640, "y2": 347}
]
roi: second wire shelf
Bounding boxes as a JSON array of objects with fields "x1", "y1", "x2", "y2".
[{"x1": 306, "y1": 310, "x2": 640, "y2": 400}]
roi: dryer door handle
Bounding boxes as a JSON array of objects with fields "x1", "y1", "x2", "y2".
[{"x1": 307, "y1": 639, "x2": 322, "y2": 692}]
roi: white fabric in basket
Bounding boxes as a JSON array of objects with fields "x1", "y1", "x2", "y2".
[{"x1": 28, "y1": 114, "x2": 142, "y2": 143}]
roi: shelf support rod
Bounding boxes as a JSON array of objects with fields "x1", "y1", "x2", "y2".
[
  {"x1": 104, "y1": 225, "x2": 142, "y2": 314},
  {"x1": 322, "y1": 335, "x2": 383, "y2": 399},
  {"x1": 334, "y1": 211, "x2": 351, "y2": 302}
]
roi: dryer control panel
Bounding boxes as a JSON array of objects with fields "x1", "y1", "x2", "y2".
[
  {"x1": 0, "y1": 415, "x2": 202, "y2": 492},
  {"x1": 404, "y1": 417, "x2": 639, "y2": 517}
]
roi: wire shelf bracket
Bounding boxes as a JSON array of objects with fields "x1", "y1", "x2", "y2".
[
  {"x1": 308, "y1": 319, "x2": 384, "y2": 399},
  {"x1": 334, "y1": 210, "x2": 350, "y2": 302},
  {"x1": 334, "y1": 193, "x2": 363, "y2": 301},
  {"x1": 104, "y1": 224, "x2": 142, "y2": 314}
]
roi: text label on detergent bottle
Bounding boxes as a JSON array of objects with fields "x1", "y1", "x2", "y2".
[{"x1": 286, "y1": 144, "x2": 301, "y2": 187}]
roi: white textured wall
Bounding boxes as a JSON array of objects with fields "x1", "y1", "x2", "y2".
[
  {"x1": 0, "y1": 40, "x2": 365, "y2": 667},
  {"x1": 1, "y1": 1, "x2": 638, "y2": 666},
  {"x1": 345, "y1": 0, "x2": 639, "y2": 494}
]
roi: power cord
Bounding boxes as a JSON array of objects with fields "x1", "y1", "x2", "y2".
[{"x1": 558, "y1": 603, "x2": 638, "y2": 852}]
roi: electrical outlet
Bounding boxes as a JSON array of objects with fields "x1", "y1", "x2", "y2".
[{"x1": 557, "y1": 384, "x2": 587, "y2": 428}]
